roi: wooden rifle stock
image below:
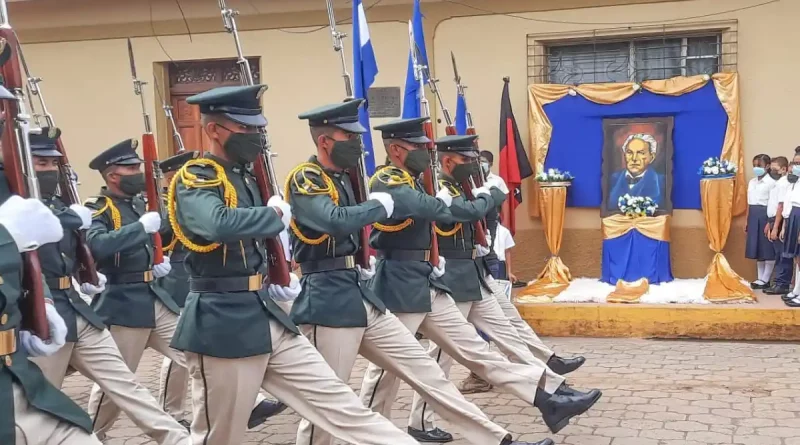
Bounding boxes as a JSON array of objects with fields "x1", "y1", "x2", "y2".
[
  {"x1": 421, "y1": 120, "x2": 440, "y2": 268},
  {"x1": 346, "y1": 159, "x2": 371, "y2": 269},
  {"x1": 0, "y1": 30, "x2": 48, "y2": 340},
  {"x1": 141, "y1": 133, "x2": 164, "y2": 265},
  {"x1": 252, "y1": 154, "x2": 291, "y2": 287},
  {"x1": 53, "y1": 138, "x2": 99, "y2": 285}
]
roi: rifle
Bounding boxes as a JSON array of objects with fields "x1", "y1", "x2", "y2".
[
  {"x1": 0, "y1": 1, "x2": 48, "y2": 339},
  {"x1": 325, "y1": 0, "x2": 370, "y2": 269},
  {"x1": 423, "y1": 52, "x2": 488, "y2": 247},
  {"x1": 127, "y1": 38, "x2": 164, "y2": 265},
  {"x1": 451, "y1": 52, "x2": 487, "y2": 183},
  {"x1": 18, "y1": 41, "x2": 100, "y2": 286},
  {"x1": 218, "y1": 0, "x2": 290, "y2": 286},
  {"x1": 408, "y1": 22, "x2": 440, "y2": 268},
  {"x1": 153, "y1": 75, "x2": 186, "y2": 154}
]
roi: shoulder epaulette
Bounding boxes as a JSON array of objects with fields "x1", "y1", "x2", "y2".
[
  {"x1": 85, "y1": 196, "x2": 121, "y2": 230},
  {"x1": 285, "y1": 162, "x2": 333, "y2": 199},
  {"x1": 369, "y1": 166, "x2": 414, "y2": 189},
  {"x1": 438, "y1": 179, "x2": 461, "y2": 197}
]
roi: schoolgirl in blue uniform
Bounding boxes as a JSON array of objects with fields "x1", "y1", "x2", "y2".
[
  {"x1": 781, "y1": 148, "x2": 800, "y2": 306},
  {"x1": 746, "y1": 154, "x2": 776, "y2": 289}
]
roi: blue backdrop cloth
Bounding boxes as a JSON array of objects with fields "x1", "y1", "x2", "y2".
[
  {"x1": 543, "y1": 83, "x2": 727, "y2": 209},
  {"x1": 601, "y1": 229, "x2": 674, "y2": 285}
]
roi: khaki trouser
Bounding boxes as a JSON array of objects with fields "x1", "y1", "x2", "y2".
[
  {"x1": 30, "y1": 317, "x2": 188, "y2": 445},
  {"x1": 185, "y1": 318, "x2": 419, "y2": 445},
  {"x1": 297, "y1": 301, "x2": 509, "y2": 445},
  {"x1": 12, "y1": 382, "x2": 103, "y2": 445},
  {"x1": 87, "y1": 300, "x2": 187, "y2": 438},
  {"x1": 405, "y1": 283, "x2": 565, "y2": 431},
  {"x1": 486, "y1": 276, "x2": 554, "y2": 362},
  {"x1": 361, "y1": 289, "x2": 563, "y2": 430}
]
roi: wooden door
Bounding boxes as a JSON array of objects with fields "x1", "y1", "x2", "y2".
[{"x1": 167, "y1": 58, "x2": 260, "y2": 155}]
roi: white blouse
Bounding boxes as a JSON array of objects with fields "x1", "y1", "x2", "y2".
[
  {"x1": 748, "y1": 175, "x2": 776, "y2": 206},
  {"x1": 768, "y1": 175, "x2": 791, "y2": 217},
  {"x1": 782, "y1": 182, "x2": 800, "y2": 218}
]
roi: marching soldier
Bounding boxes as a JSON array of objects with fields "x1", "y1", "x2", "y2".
[
  {"x1": 83, "y1": 139, "x2": 189, "y2": 439},
  {"x1": 168, "y1": 84, "x2": 423, "y2": 445},
  {"x1": 359, "y1": 123, "x2": 600, "y2": 438},
  {"x1": 26, "y1": 129, "x2": 190, "y2": 445},
  {"x1": 288, "y1": 102, "x2": 549, "y2": 445},
  {"x1": 156, "y1": 151, "x2": 285, "y2": 429}
]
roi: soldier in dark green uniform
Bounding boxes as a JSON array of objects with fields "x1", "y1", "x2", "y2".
[
  {"x1": 83, "y1": 139, "x2": 189, "y2": 439},
  {"x1": 0, "y1": 77, "x2": 99, "y2": 443},
  {"x1": 169, "y1": 84, "x2": 421, "y2": 445},
  {"x1": 288, "y1": 101, "x2": 543, "y2": 445},
  {"x1": 26, "y1": 129, "x2": 190, "y2": 445},
  {"x1": 358, "y1": 124, "x2": 600, "y2": 438},
  {"x1": 156, "y1": 150, "x2": 286, "y2": 430}
]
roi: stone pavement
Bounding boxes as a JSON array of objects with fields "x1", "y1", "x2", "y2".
[{"x1": 61, "y1": 337, "x2": 800, "y2": 444}]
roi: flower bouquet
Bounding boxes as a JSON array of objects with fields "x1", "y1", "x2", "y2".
[
  {"x1": 618, "y1": 194, "x2": 658, "y2": 217},
  {"x1": 535, "y1": 168, "x2": 574, "y2": 187},
  {"x1": 699, "y1": 157, "x2": 737, "y2": 178}
]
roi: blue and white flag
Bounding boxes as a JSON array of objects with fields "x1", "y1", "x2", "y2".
[
  {"x1": 401, "y1": 0, "x2": 428, "y2": 119},
  {"x1": 455, "y1": 93, "x2": 468, "y2": 135},
  {"x1": 353, "y1": 0, "x2": 378, "y2": 174}
]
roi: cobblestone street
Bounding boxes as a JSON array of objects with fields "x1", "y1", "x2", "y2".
[{"x1": 62, "y1": 337, "x2": 800, "y2": 445}]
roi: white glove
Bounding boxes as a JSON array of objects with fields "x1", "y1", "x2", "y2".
[
  {"x1": 0, "y1": 196, "x2": 63, "y2": 252},
  {"x1": 267, "y1": 195, "x2": 292, "y2": 230},
  {"x1": 429, "y1": 256, "x2": 447, "y2": 279},
  {"x1": 436, "y1": 187, "x2": 453, "y2": 207},
  {"x1": 369, "y1": 192, "x2": 395, "y2": 218},
  {"x1": 485, "y1": 176, "x2": 509, "y2": 194},
  {"x1": 476, "y1": 244, "x2": 491, "y2": 257},
  {"x1": 357, "y1": 256, "x2": 377, "y2": 280},
  {"x1": 69, "y1": 204, "x2": 93, "y2": 230},
  {"x1": 269, "y1": 273, "x2": 301, "y2": 302},
  {"x1": 471, "y1": 187, "x2": 491, "y2": 198},
  {"x1": 19, "y1": 303, "x2": 67, "y2": 357},
  {"x1": 153, "y1": 256, "x2": 172, "y2": 278},
  {"x1": 139, "y1": 212, "x2": 161, "y2": 234},
  {"x1": 79, "y1": 272, "x2": 107, "y2": 296}
]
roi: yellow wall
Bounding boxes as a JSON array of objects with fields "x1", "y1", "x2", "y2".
[{"x1": 11, "y1": 0, "x2": 798, "y2": 260}]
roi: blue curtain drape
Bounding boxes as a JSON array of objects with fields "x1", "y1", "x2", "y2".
[{"x1": 601, "y1": 230, "x2": 674, "y2": 284}]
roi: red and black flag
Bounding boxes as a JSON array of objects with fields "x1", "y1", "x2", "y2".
[{"x1": 499, "y1": 77, "x2": 533, "y2": 235}]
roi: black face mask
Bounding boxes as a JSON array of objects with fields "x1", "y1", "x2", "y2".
[
  {"x1": 37, "y1": 170, "x2": 60, "y2": 197},
  {"x1": 452, "y1": 161, "x2": 479, "y2": 183},
  {"x1": 329, "y1": 138, "x2": 363, "y2": 169},
  {"x1": 789, "y1": 174, "x2": 799, "y2": 184},
  {"x1": 403, "y1": 148, "x2": 430, "y2": 176},
  {"x1": 118, "y1": 173, "x2": 146, "y2": 196},
  {"x1": 769, "y1": 171, "x2": 782, "y2": 180},
  {"x1": 223, "y1": 131, "x2": 263, "y2": 164}
]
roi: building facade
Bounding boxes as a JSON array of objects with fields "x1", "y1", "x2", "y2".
[{"x1": 10, "y1": 0, "x2": 797, "y2": 280}]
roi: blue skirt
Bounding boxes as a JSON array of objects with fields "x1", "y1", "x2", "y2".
[
  {"x1": 783, "y1": 207, "x2": 800, "y2": 258},
  {"x1": 746, "y1": 205, "x2": 774, "y2": 260}
]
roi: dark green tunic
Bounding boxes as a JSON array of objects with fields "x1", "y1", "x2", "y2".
[
  {"x1": 157, "y1": 216, "x2": 190, "y2": 308},
  {"x1": 84, "y1": 189, "x2": 180, "y2": 328},
  {"x1": 288, "y1": 157, "x2": 388, "y2": 328},
  {"x1": 0, "y1": 171, "x2": 93, "y2": 444},
  {"x1": 435, "y1": 176, "x2": 506, "y2": 303},
  {"x1": 39, "y1": 195, "x2": 106, "y2": 342},
  {"x1": 169, "y1": 154, "x2": 297, "y2": 358}
]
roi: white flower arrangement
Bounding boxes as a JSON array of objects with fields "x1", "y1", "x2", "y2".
[
  {"x1": 535, "y1": 168, "x2": 574, "y2": 183},
  {"x1": 617, "y1": 194, "x2": 658, "y2": 217},
  {"x1": 699, "y1": 157, "x2": 737, "y2": 177}
]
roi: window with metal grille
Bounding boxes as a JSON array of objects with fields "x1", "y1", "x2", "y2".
[{"x1": 543, "y1": 34, "x2": 725, "y2": 85}]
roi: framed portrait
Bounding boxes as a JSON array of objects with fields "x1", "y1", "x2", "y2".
[{"x1": 601, "y1": 117, "x2": 674, "y2": 216}]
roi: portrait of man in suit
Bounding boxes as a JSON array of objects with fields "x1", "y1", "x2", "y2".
[{"x1": 602, "y1": 118, "x2": 673, "y2": 215}]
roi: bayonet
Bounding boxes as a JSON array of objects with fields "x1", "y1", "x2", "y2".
[
  {"x1": 325, "y1": 0, "x2": 353, "y2": 98},
  {"x1": 127, "y1": 38, "x2": 151, "y2": 133},
  {"x1": 153, "y1": 75, "x2": 185, "y2": 153}
]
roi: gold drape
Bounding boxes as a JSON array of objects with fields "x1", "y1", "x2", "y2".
[
  {"x1": 700, "y1": 177, "x2": 755, "y2": 302},
  {"x1": 607, "y1": 278, "x2": 650, "y2": 304},
  {"x1": 601, "y1": 214, "x2": 671, "y2": 241},
  {"x1": 527, "y1": 73, "x2": 746, "y2": 217},
  {"x1": 517, "y1": 186, "x2": 571, "y2": 301}
]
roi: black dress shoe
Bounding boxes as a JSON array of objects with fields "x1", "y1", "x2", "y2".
[
  {"x1": 534, "y1": 388, "x2": 602, "y2": 433},
  {"x1": 178, "y1": 419, "x2": 191, "y2": 431},
  {"x1": 751, "y1": 281, "x2": 769, "y2": 290},
  {"x1": 782, "y1": 293, "x2": 797, "y2": 301},
  {"x1": 546, "y1": 355, "x2": 586, "y2": 375},
  {"x1": 500, "y1": 437, "x2": 555, "y2": 445},
  {"x1": 786, "y1": 297, "x2": 800, "y2": 308},
  {"x1": 407, "y1": 426, "x2": 454, "y2": 443},
  {"x1": 765, "y1": 286, "x2": 790, "y2": 295},
  {"x1": 248, "y1": 399, "x2": 288, "y2": 429}
]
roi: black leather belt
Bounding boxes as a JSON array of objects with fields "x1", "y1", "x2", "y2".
[
  {"x1": 107, "y1": 271, "x2": 154, "y2": 285},
  {"x1": 189, "y1": 274, "x2": 264, "y2": 293},
  {"x1": 376, "y1": 249, "x2": 431, "y2": 262},
  {"x1": 45, "y1": 276, "x2": 72, "y2": 290},
  {"x1": 299, "y1": 256, "x2": 356, "y2": 274},
  {"x1": 439, "y1": 249, "x2": 477, "y2": 260}
]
